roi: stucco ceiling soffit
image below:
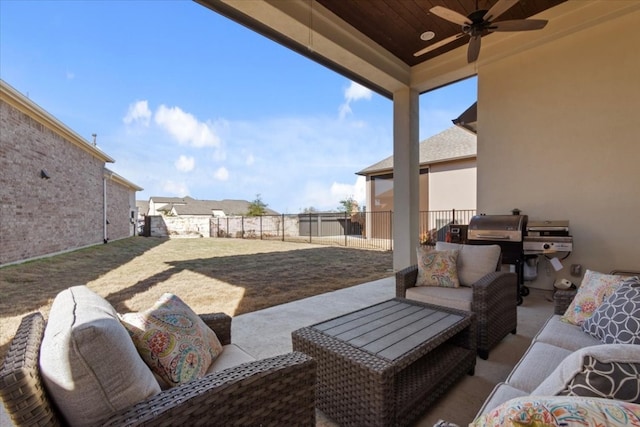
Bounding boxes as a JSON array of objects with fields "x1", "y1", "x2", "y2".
[
  {"x1": 466, "y1": 1, "x2": 639, "y2": 69},
  {"x1": 196, "y1": 0, "x2": 410, "y2": 98}
]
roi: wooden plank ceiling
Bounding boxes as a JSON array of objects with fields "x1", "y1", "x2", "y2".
[{"x1": 316, "y1": 0, "x2": 566, "y2": 66}]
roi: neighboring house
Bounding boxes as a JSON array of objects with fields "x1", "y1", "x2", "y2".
[
  {"x1": 145, "y1": 196, "x2": 279, "y2": 217},
  {"x1": 357, "y1": 126, "x2": 476, "y2": 237},
  {"x1": 0, "y1": 79, "x2": 142, "y2": 267},
  {"x1": 140, "y1": 196, "x2": 280, "y2": 237}
]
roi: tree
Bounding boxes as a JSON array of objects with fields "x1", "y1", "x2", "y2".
[
  {"x1": 337, "y1": 196, "x2": 359, "y2": 214},
  {"x1": 302, "y1": 206, "x2": 318, "y2": 213},
  {"x1": 247, "y1": 194, "x2": 268, "y2": 216}
]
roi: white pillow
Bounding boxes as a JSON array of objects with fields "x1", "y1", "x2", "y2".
[
  {"x1": 40, "y1": 286, "x2": 160, "y2": 426},
  {"x1": 436, "y1": 242, "x2": 501, "y2": 286}
]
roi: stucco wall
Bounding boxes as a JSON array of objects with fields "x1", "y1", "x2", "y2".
[
  {"x1": 477, "y1": 10, "x2": 640, "y2": 289},
  {"x1": 428, "y1": 158, "x2": 476, "y2": 211}
]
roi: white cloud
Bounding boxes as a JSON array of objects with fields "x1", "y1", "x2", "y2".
[
  {"x1": 246, "y1": 153, "x2": 255, "y2": 166},
  {"x1": 330, "y1": 175, "x2": 366, "y2": 207},
  {"x1": 175, "y1": 155, "x2": 195, "y2": 172},
  {"x1": 162, "y1": 180, "x2": 189, "y2": 197},
  {"x1": 155, "y1": 105, "x2": 221, "y2": 148},
  {"x1": 345, "y1": 81, "x2": 373, "y2": 102},
  {"x1": 123, "y1": 100, "x2": 152, "y2": 126},
  {"x1": 339, "y1": 81, "x2": 372, "y2": 119},
  {"x1": 213, "y1": 167, "x2": 229, "y2": 181}
]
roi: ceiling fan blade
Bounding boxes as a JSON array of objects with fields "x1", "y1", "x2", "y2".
[
  {"x1": 467, "y1": 35, "x2": 481, "y2": 63},
  {"x1": 414, "y1": 33, "x2": 465, "y2": 57},
  {"x1": 483, "y1": 0, "x2": 519, "y2": 22},
  {"x1": 491, "y1": 19, "x2": 548, "y2": 31},
  {"x1": 430, "y1": 6, "x2": 471, "y2": 26}
]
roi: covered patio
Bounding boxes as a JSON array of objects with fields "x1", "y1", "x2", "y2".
[
  {"x1": 195, "y1": 0, "x2": 640, "y2": 288},
  {"x1": 229, "y1": 276, "x2": 554, "y2": 425}
]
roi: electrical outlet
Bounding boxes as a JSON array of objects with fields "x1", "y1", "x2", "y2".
[{"x1": 570, "y1": 264, "x2": 582, "y2": 277}]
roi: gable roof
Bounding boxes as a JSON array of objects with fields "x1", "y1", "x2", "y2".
[
  {"x1": 145, "y1": 197, "x2": 279, "y2": 216},
  {"x1": 149, "y1": 196, "x2": 195, "y2": 204},
  {"x1": 357, "y1": 126, "x2": 476, "y2": 176},
  {"x1": 1, "y1": 79, "x2": 115, "y2": 163},
  {"x1": 104, "y1": 168, "x2": 143, "y2": 191},
  {"x1": 136, "y1": 200, "x2": 149, "y2": 215}
]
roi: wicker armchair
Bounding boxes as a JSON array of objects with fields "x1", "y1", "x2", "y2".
[
  {"x1": 396, "y1": 265, "x2": 517, "y2": 360},
  {"x1": 0, "y1": 311, "x2": 316, "y2": 427}
]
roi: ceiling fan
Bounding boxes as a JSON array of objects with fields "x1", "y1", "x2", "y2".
[{"x1": 414, "y1": 0, "x2": 548, "y2": 63}]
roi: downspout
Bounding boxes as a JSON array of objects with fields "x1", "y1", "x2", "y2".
[{"x1": 103, "y1": 176, "x2": 108, "y2": 243}]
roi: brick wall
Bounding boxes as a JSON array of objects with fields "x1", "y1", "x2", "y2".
[
  {"x1": 105, "y1": 174, "x2": 136, "y2": 241},
  {"x1": 0, "y1": 98, "x2": 135, "y2": 266}
]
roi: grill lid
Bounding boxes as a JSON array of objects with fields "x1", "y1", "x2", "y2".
[{"x1": 468, "y1": 215, "x2": 527, "y2": 242}]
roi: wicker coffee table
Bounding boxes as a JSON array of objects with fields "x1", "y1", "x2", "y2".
[{"x1": 292, "y1": 298, "x2": 476, "y2": 427}]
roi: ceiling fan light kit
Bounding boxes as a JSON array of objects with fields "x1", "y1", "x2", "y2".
[{"x1": 415, "y1": 0, "x2": 548, "y2": 63}]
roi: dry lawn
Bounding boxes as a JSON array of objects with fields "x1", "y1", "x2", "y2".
[{"x1": 0, "y1": 237, "x2": 392, "y2": 358}]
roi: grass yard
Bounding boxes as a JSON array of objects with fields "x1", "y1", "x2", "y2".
[{"x1": 0, "y1": 237, "x2": 393, "y2": 358}]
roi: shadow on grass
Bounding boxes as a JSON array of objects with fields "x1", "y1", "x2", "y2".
[
  {"x1": 0, "y1": 237, "x2": 168, "y2": 318},
  {"x1": 106, "y1": 246, "x2": 393, "y2": 315}
]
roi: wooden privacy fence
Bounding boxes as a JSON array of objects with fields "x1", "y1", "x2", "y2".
[{"x1": 210, "y1": 209, "x2": 476, "y2": 251}]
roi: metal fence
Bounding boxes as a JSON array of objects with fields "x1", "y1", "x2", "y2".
[{"x1": 211, "y1": 209, "x2": 476, "y2": 251}]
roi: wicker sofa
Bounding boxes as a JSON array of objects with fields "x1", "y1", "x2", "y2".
[
  {"x1": 0, "y1": 286, "x2": 316, "y2": 427},
  {"x1": 396, "y1": 242, "x2": 517, "y2": 360},
  {"x1": 470, "y1": 271, "x2": 640, "y2": 425}
]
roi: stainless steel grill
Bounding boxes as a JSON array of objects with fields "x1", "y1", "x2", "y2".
[
  {"x1": 467, "y1": 215, "x2": 526, "y2": 242},
  {"x1": 467, "y1": 214, "x2": 528, "y2": 304}
]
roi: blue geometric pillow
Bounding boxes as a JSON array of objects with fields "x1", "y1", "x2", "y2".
[{"x1": 582, "y1": 276, "x2": 640, "y2": 344}]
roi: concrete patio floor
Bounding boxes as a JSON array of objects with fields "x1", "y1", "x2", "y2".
[{"x1": 231, "y1": 276, "x2": 395, "y2": 360}]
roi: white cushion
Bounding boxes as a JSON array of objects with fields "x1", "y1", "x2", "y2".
[
  {"x1": 533, "y1": 315, "x2": 601, "y2": 352},
  {"x1": 506, "y1": 342, "x2": 572, "y2": 393},
  {"x1": 406, "y1": 285, "x2": 473, "y2": 312},
  {"x1": 208, "y1": 344, "x2": 256, "y2": 374},
  {"x1": 40, "y1": 286, "x2": 160, "y2": 426},
  {"x1": 436, "y1": 242, "x2": 501, "y2": 286}
]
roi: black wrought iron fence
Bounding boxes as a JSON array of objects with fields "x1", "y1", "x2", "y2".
[
  {"x1": 211, "y1": 209, "x2": 476, "y2": 251},
  {"x1": 419, "y1": 209, "x2": 476, "y2": 243}
]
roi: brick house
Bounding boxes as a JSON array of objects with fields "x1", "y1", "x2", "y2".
[{"x1": 0, "y1": 80, "x2": 142, "y2": 266}]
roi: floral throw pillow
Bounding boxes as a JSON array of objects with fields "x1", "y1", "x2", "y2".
[
  {"x1": 582, "y1": 276, "x2": 640, "y2": 344},
  {"x1": 120, "y1": 293, "x2": 223, "y2": 387},
  {"x1": 561, "y1": 270, "x2": 626, "y2": 326},
  {"x1": 471, "y1": 396, "x2": 640, "y2": 427},
  {"x1": 416, "y1": 246, "x2": 460, "y2": 288}
]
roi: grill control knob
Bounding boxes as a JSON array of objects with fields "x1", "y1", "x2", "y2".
[{"x1": 543, "y1": 243, "x2": 551, "y2": 250}]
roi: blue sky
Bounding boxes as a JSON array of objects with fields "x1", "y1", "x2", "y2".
[{"x1": 1, "y1": 0, "x2": 477, "y2": 214}]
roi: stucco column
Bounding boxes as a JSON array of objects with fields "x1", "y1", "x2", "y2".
[{"x1": 392, "y1": 87, "x2": 420, "y2": 270}]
